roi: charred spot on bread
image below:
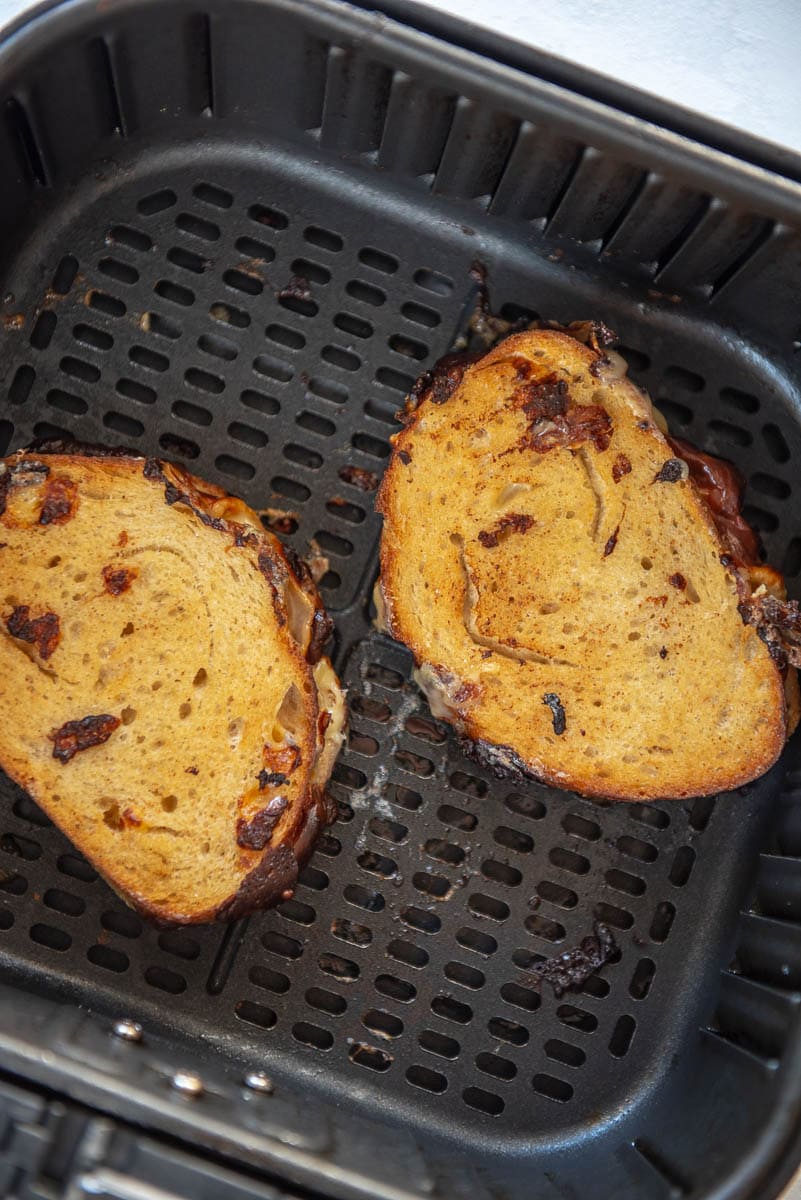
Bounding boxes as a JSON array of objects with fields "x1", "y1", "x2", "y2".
[
  {"x1": 612, "y1": 454, "x2": 632, "y2": 483},
  {"x1": 406, "y1": 351, "x2": 481, "y2": 413},
  {"x1": 50, "y1": 713, "x2": 121, "y2": 763},
  {"x1": 543, "y1": 693, "x2": 567, "y2": 735},
  {"x1": 257, "y1": 771, "x2": 289, "y2": 789},
  {"x1": 5, "y1": 605, "x2": 60, "y2": 659},
  {"x1": 339, "y1": 465, "x2": 379, "y2": 492},
  {"x1": 102, "y1": 565, "x2": 138, "y2": 596},
  {"x1": 669, "y1": 573, "x2": 687, "y2": 590},
  {"x1": 217, "y1": 841, "x2": 299, "y2": 921},
  {"x1": 236, "y1": 795, "x2": 289, "y2": 850},
  {"x1": 38, "y1": 478, "x2": 78, "y2": 526},
  {"x1": 478, "y1": 513, "x2": 535, "y2": 548},
  {"x1": 507, "y1": 374, "x2": 613, "y2": 454},
  {"x1": 659, "y1": 646, "x2": 668, "y2": 659}
]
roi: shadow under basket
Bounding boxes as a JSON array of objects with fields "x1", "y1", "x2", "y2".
[{"x1": 2, "y1": 2, "x2": 801, "y2": 1198}]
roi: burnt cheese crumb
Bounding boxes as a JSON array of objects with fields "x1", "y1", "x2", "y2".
[
  {"x1": 50, "y1": 714, "x2": 121, "y2": 763},
  {"x1": 653, "y1": 458, "x2": 685, "y2": 483},
  {"x1": 6, "y1": 605, "x2": 60, "y2": 659},
  {"x1": 523, "y1": 923, "x2": 616, "y2": 997},
  {"x1": 542, "y1": 692, "x2": 566, "y2": 735},
  {"x1": 339, "y1": 465, "x2": 379, "y2": 492}
]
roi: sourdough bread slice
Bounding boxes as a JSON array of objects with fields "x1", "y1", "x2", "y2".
[
  {"x1": 0, "y1": 449, "x2": 345, "y2": 922},
  {"x1": 377, "y1": 329, "x2": 798, "y2": 801}
]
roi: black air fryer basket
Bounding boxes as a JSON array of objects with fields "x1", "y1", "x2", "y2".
[{"x1": 2, "y1": 2, "x2": 801, "y2": 1197}]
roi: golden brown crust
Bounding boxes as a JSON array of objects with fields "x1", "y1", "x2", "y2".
[
  {"x1": 0, "y1": 448, "x2": 346, "y2": 923},
  {"x1": 378, "y1": 329, "x2": 792, "y2": 801}
]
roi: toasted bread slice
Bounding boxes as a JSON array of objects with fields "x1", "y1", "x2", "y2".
[
  {"x1": 377, "y1": 329, "x2": 798, "y2": 801},
  {"x1": 0, "y1": 449, "x2": 345, "y2": 922}
]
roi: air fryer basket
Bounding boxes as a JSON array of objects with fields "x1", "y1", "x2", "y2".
[{"x1": 2, "y1": 2, "x2": 801, "y2": 1197}]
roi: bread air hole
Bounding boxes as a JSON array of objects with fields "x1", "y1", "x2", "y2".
[
  {"x1": 273, "y1": 682, "x2": 304, "y2": 743},
  {"x1": 540, "y1": 602, "x2": 560, "y2": 614},
  {"x1": 193, "y1": 668, "x2": 208, "y2": 688},
  {"x1": 179, "y1": 702, "x2": 191, "y2": 719},
  {"x1": 151, "y1": 681, "x2": 162, "y2": 692},
  {"x1": 121, "y1": 706, "x2": 136, "y2": 725},
  {"x1": 641, "y1": 557, "x2": 653, "y2": 570},
  {"x1": 121, "y1": 622, "x2": 134, "y2": 637},
  {"x1": 228, "y1": 717, "x2": 244, "y2": 748},
  {"x1": 74, "y1": 571, "x2": 87, "y2": 583},
  {"x1": 161, "y1": 795, "x2": 178, "y2": 812},
  {"x1": 47, "y1": 556, "x2": 61, "y2": 569},
  {"x1": 103, "y1": 802, "x2": 123, "y2": 831}
]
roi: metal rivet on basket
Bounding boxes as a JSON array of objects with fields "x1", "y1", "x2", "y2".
[
  {"x1": 171, "y1": 1070, "x2": 204, "y2": 1098},
  {"x1": 112, "y1": 1018, "x2": 143, "y2": 1043},
  {"x1": 244, "y1": 1070, "x2": 274, "y2": 1094}
]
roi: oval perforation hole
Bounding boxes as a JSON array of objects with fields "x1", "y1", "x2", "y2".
[
  {"x1": 108, "y1": 225, "x2": 152, "y2": 252},
  {"x1": 649, "y1": 901, "x2": 676, "y2": 942},
  {"x1": 488, "y1": 1017, "x2": 528, "y2": 1046},
  {"x1": 413, "y1": 872, "x2": 451, "y2": 900},
  {"x1": 389, "y1": 333, "x2": 428, "y2": 361},
  {"x1": 401, "y1": 906, "x2": 440, "y2": 934},
  {"x1": 349, "y1": 1042, "x2": 393, "y2": 1071},
  {"x1": 537, "y1": 880, "x2": 578, "y2": 908},
  {"x1": 249, "y1": 204, "x2": 288, "y2": 230},
  {"x1": 137, "y1": 189, "x2": 177, "y2": 215},
  {"x1": 414, "y1": 268, "x2": 453, "y2": 294},
  {"x1": 140, "y1": 312, "x2": 181, "y2": 340},
  {"x1": 376, "y1": 974, "x2": 416, "y2": 1002},
  {"x1": 30, "y1": 924, "x2": 71, "y2": 952},
  {"x1": 476, "y1": 1051, "x2": 516, "y2": 1081},
  {"x1": 463, "y1": 1086, "x2": 504, "y2": 1115},
  {"x1": 544, "y1": 1039, "x2": 586, "y2": 1068},
  {"x1": 104, "y1": 411, "x2": 144, "y2": 438},
  {"x1": 346, "y1": 279, "x2": 386, "y2": 306},
  {"x1": 331, "y1": 917, "x2": 372, "y2": 947},
  {"x1": 456, "y1": 927, "x2": 497, "y2": 957},
  {"x1": 344, "y1": 883, "x2": 384, "y2": 913},
  {"x1": 362, "y1": 1009, "x2": 403, "y2": 1039},
  {"x1": 609, "y1": 1014, "x2": 636, "y2": 1057},
  {"x1": 406, "y1": 1064, "x2": 447, "y2": 1093},
  {"x1": 235, "y1": 236, "x2": 275, "y2": 262},
  {"x1": 444, "y1": 961, "x2": 485, "y2": 990},
  {"x1": 224, "y1": 268, "x2": 263, "y2": 296},
  {"x1": 43, "y1": 888, "x2": 84, "y2": 917},
  {"x1": 387, "y1": 939, "x2": 428, "y2": 968},
  {"x1": 418, "y1": 1029, "x2": 459, "y2": 1059},
  {"x1": 532, "y1": 1073, "x2": 573, "y2": 1103},
  {"x1": 9, "y1": 365, "x2": 35, "y2": 405},
  {"x1": 144, "y1": 966, "x2": 186, "y2": 994},
  {"x1": 305, "y1": 987, "x2": 346, "y2": 1016},
  {"x1": 155, "y1": 279, "x2": 194, "y2": 307},
  {"x1": 87, "y1": 291, "x2": 126, "y2": 317},
  {"x1": 304, "y1": 225, "x2": 343, "y2": 252},
  {"x1": 334, "y1": 312, "x2": 373, "y2": 339},
  {"x1": 630, "y1": 958, "x2": 656, "y2": 1000},
  {"x1": 481, "y1": 860, "x2": 522, "y2": 888},
  {"x1": 318, "y1": 952, "x2": 359, "y2": 982},
  {"x1": 215, "y1": 454, "x2": 255, "y2": 481},
  {"x1": 292, "y1": 1022, "x2": 333, "y2": 1051},
  {"x1": 249, "y1": 964, "x2": 291, "y2": 994},
  {"x1": 505, "y1": 792, "x2": 547, "y2": 821},
  {"x1": 57, "y1": 854, "x2": 98, "y2": 883},
  {"x1": 402, "y1": 301, "x2": 441, "y2": 327},
  {"x1": 193, "y1": 182, "x2": 233, "y2": 208},
  {"x1": 500, "y1": 982, "x2": 539, "y2": 1012},
  {"x1": 117, "y1": 378, "x2": 156, "y2": 405},
  {"x1": 167, "y1": 246, "x2": 208, "y2": 275},
  {"x1": 175, "y1": 212, "x2": 220, "y2": 241},
  {"x1": 87, "y1": 944, "x2": 129, "y2": 973},
  {"x1": 129, "y1": 345, "x2": 169, "y2": 372},
  {"x1": 98, "y1": 257, "x2": 139, "y2": 286},
  {"x1": 235, "y1": 1001, "x2": 276, "y2": 1029},
  {"x1": 557, "y1": 1004, "x2": 597, "y2": 1032}
]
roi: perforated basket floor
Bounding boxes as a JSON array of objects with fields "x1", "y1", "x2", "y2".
[{"x1": 2, "y1": 3, "x2": 801, "y2": 1199}]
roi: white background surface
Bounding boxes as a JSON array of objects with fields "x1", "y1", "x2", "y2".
[{"x1": 0, "y1": 0, "x2": 800, "y2": 1193}]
